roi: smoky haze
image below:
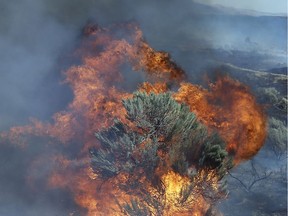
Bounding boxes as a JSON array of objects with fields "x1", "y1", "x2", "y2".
[
  {"x1": 0, "y1": 0, "x2": 286, "y2": 215},
  {"x1": 1, "y1": 0, "x2": 286, "y2": 129}
]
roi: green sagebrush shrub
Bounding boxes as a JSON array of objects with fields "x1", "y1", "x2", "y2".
[{"x1": 90, "y1": 92, "x2": 232, "y2": 215}]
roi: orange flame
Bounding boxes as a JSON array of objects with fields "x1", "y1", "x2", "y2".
[
  {"x1": 1, "y1": 23, "x2": 266, "y2": 215},
  {"x1": 174, "y1": 77, "x2": 267, "y2": 163}
]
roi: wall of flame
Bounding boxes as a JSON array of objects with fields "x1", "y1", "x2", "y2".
[{"x1": 1, "y1": 23, "x2": 266, "y2": 215}]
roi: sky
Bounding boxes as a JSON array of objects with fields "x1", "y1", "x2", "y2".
[{"x1": 194, "y1": 0, "x2": 287, "y2": 14}]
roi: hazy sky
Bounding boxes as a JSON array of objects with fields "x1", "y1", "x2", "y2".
[{"x1": 195, "y1": 0, "x2": 287, "y2": 14}]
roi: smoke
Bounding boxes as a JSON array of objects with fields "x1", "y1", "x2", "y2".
[
  {"x1": 0, "y1": 0, "x2": 285, "y2": 215},
  {"x1": 0, "y1": 0, "x2": 87, "y2": 215},
  {"x1": 0, "y1": 0, "x2": 77, "y2": 130},
  {"x1": 1, "y1": 0, "x2": 285, "y2": 130},
  {"x1": 0, "y1": 0, "x2": 188, "y2": 130}
]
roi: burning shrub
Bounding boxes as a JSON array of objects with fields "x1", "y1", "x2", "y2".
[
  {"x1": 91, "y1": 92, "x2": 232, "y2": 215},
  {"x1": 1, "y1": 23, "x2": 267, "y2": 216}
]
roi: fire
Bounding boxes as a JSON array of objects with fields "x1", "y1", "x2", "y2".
[
  {"x1": 1, "y1": 23, "x2": 266, "y2": 215},
  {"x1": 160, "y1": 171, "x2": 212, "y2": 216},
  {"x1": 174, "y1": 77, "x2": 267, "y2": 163}
]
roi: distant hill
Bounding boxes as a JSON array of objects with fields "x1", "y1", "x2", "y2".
[
  {"x1": 140, "y1": 1, "x2": 287, "y2": 73},
  {"x1": 268, "y1": 67, "x2": 288, "y2": 75}
]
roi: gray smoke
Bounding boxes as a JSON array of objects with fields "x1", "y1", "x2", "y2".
[{"x1": 0, "y1": 0, "x2": 286, "y2": 215}]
